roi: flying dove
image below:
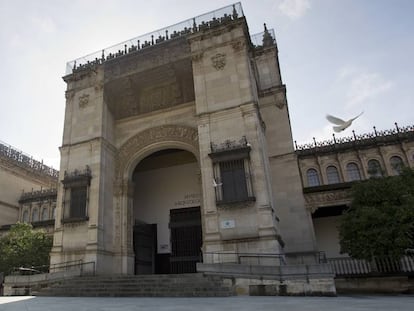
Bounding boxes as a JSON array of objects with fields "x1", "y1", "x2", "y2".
[
  {"x1": 213, "y1": 178, "x2": 222, "y2": 187},
  {"x1": 326, "y1": 112, "x2": 363, "y2": 133}
]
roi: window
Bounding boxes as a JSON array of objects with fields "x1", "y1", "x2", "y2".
[
  {"x1": 326, "y1": 166, "x2": 340, "y2": 184},
  {"x1": 209, "y1": 137, "x2": 254, "y2": 205},
  {"x1": 367, "y1": 159, "x2": 382, "y2": 178},
  {"x1": 390, "y1": 156, "x2": 403, "y2": 175},
  {"x1": 346, "y1": 162, "x2": 361, "y2": 181},
  {"x1": 62, "y1": 166, "x2": 91, "y2": 222},
  {"x1": 52, "y1": 206, "x2": 56, "y2": 219},
  {"x1": 32, "y1": 208, "x2": 39, "y2": 222},
  {"x1": 219, "y1": 159, "x2": 249, "y2": 203},
  {"x1": 22, "y1": 210, "x2": 29, "y2": 223},
  {"x1": 69, "y1": 186, "x2": 87, "y2": 218},
  {"x1": 41, "y1": 207, "x2": 49, "y2": 220},
  {"x1": 306, "y1": 168, "x2": 320, "y2": 187}
]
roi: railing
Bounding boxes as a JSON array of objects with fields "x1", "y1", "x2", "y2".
[
  {"x1": 0, "y1": 140, "x2": 59, "y2": 179},
  {"x1": 328, "y1": 255, "x2": 414, "y2": 277},
  {"x1": 66, "y1": 2, "x2": 244, "y2": 75},
  {"x1": 11, "y1": 260, "x2": 96, "y2": 276},
  {"x1": 65, "y1": 3, "x2": 277, "y2": 75},
  {"x1": 250, "y1": 27, "x2": 276, "y2": 48},
  {"x1": 295, "y1": 123, "x2": 414, "y2": 155},
  {"x1": 203, "y1": 251, "x2": 286, "y2": 266},
  {"x1": 19, "y1": 188, "x2": 57, "y2": 203}
]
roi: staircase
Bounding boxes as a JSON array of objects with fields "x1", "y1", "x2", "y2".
[{"x1": 35, "y1": 273, "x2": 234, "y2": 297}]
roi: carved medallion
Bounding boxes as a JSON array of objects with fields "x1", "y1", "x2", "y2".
[
  {"x1": 78, "y1": 94, "x2": 90, "y2": 108},
  {"x1": 211, "y1": 53, "x2": 226, "y2": 70}
]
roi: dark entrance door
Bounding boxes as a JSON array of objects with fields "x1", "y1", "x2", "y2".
[
  {"x1": 169, "y1": 206, "x2": 202, "y2": 273},
  {"x1": 133, "y1": 223, "x2": 157, "y2": 274}
]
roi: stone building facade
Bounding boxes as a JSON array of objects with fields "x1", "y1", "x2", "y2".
[
  {"x1": 296, "y1": 125, "x2": 414, "y2": 258},
  {"x1": 1, "y1": 3, "x2": 412, "y2": 278},
  {"x1": 0, "y1": 141, "x2": 58, "y2": 236},
  {"x1": 51, "y1": 3, "x2": 303, "y2": 275}
]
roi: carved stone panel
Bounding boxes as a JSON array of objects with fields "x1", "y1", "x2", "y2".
[{"x1": 211, "y1": 53, "x2": 226, "y2": 70}]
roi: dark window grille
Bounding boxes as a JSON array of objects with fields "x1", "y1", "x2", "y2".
[
  {"x1": 220, "y1": 159, "x2": 248, "y2": 203},
  {"x1": 70, "y1": 186, "x2": 87, "y2": 218},
  {"x1": 61, "y1": 166, "x2": 91, "y2": 222}
]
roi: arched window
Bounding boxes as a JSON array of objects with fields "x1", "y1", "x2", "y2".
[
  {"x1": 390, "y1": 156, "x2": 403, "y2": 175},
  {"x1": 326, "y1": 166, "x2": 340, "y2": 184},
  {"x1": 346, "y1": 162, "x2": 361, "y2": 181},
  {"x1": 367, "y1": 159, "x2": 382, "y2": 178},
  {"x1": 52, "y1": 207, "x2": 56, "y2": 219},
  {"x1": 306, "y1": 168, "x2": 320, "y2": 187},
  {"x1": 22, "y1": 210, "x2": 29, "y2": 223},
  {"x1": 41, "y1": 208, "x2": 49, "y2": 220},
  {"x1": 32, "y1": 208, "x2": 39, "y2": 222}
]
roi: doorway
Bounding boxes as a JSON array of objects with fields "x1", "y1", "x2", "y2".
[
  {"x1": 170, "y1": 206, "x2": 202, "y2": 273},
  {"x1": 132, "y1": 149, "x2": 202, "y2": 274}
]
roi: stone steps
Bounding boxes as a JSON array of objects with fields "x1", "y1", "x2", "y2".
[{"x1": 35, "y1": 273, "x2": 234, "y2": 297}]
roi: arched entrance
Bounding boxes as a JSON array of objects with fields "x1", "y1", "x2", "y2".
[{"x1": 132, "y1": 148, "x2": 202, "y2": 274}]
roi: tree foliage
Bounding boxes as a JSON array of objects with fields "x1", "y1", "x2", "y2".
[
  {"x1": 339, "y1": 168, "x2": 414, "y2": 261},
  {"x1": 0, "y1": 223, "x2": 53, "y2": 275}
]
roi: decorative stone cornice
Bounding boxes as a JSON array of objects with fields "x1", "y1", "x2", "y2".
[{"x1": 304, "y1": 188, "x2": 352, "y2": 213}]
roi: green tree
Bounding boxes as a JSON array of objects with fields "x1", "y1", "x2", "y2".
[
  {"x1": 339, "y1": 168, "x2": 414, "y2": 261},
  {"x1": 0, "y1": 223, "x2": 52, "y2": 275}
]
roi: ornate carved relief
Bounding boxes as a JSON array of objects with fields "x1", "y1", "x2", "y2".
[
  {"x1": 78, "y1": 94, "x2": 90, "y2": 108},
  {"x1": 94, "y1": 81, "x2": 104, "y2": 92},
  {"x1": 116, "y1": 125, "x2": 198, "y2": 179},
  {"x1": 211, "y1": 53, "x2": 226, "y2": 70},
  {"x1": 140, "y1": 82, "x2": 182, "y2": 113},
  {"x1": 231, "y1": 40, "x2": 245, "y2": 52},
  {"x1": 65, "y1": 90, "x2": 75, "y2": 100},
  {"x1": 104, "y1": 41, "x2": 191, "y2": 81},
  {"x1": 191, "y1": 52, "x2": 204, "y2": 62},
  {"x1": 305, "y1": 189, "x2": 351, "y2": 213}
]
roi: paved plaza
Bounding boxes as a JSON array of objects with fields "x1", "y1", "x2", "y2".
[{"x1": 0, "y1": 295, "x2": 413, "y2": 311}]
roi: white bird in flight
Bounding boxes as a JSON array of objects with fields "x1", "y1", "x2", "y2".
[
  {"x1": 213, "y1": 178, "x2": 222, "y2": 187},
  {"x1": 326, "y1": 112, "x2": 364, "y2": 133}
]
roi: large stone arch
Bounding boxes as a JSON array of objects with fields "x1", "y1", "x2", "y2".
[
  {"x1": 115, "y1": 125, "x2": 199, "y2": 182},
  {"x1": 112, "y1": 125, "x2": 199, "y2": 274}
]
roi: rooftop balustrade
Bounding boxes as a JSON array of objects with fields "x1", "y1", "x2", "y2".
[
  {"x1": 65, "y1": 2, "x2": 277, "y2": 75},
  {"x1": 0, "y1": 140, "x2": 59, "y2": 178},
  {"x1": 295, "y1": 123, "x2": 414, "y2": 156}
]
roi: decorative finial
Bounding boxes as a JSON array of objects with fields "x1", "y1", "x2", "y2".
[
  {"x1": 262, "y1": 23, "x2": 274, "y2": 47},
  {"x1": 193, "y1": 18, "x2": 197, "y2": 32},
  {"x1": 232, "y1": 4, "x2": 238, "y2": 19}
]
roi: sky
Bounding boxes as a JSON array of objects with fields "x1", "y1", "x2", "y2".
[{"x1": 0, "y1": 0, "x2": 413, "y2": 169}]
